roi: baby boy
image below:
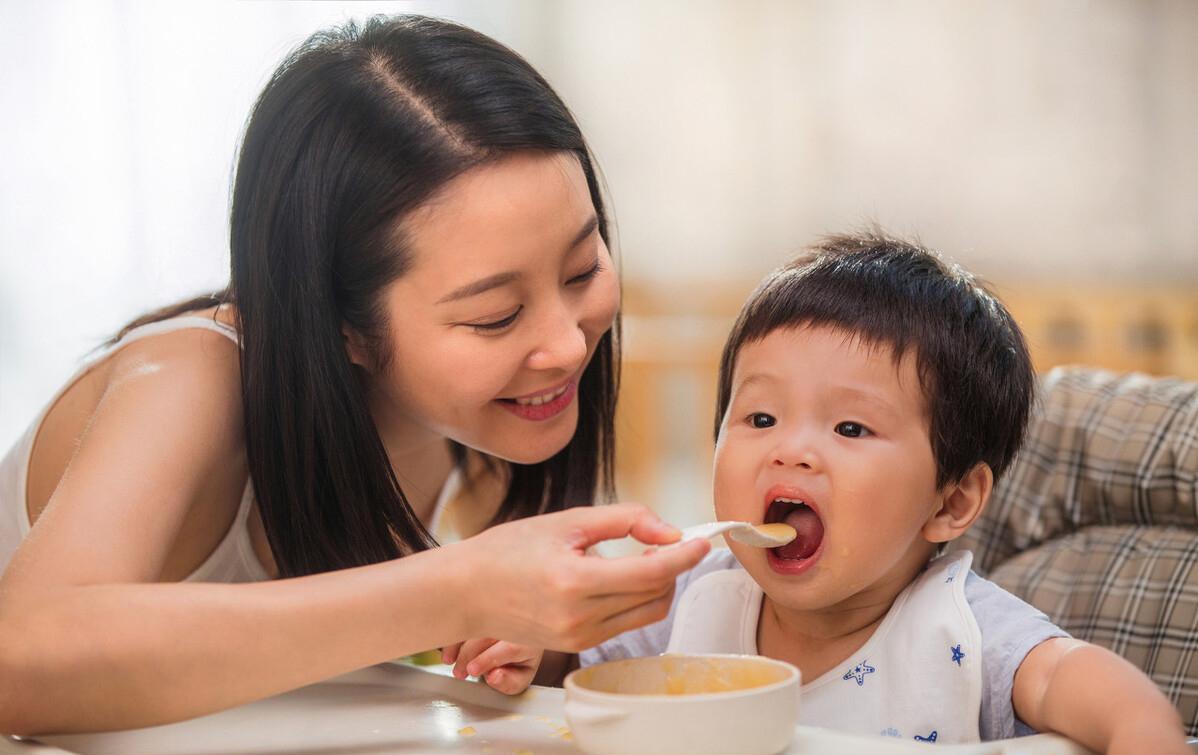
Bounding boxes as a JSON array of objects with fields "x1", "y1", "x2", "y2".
[{"x1": 581, "y1": 230, "x2": 1186, "y2": 753}]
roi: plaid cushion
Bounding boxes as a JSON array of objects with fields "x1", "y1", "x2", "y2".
[
  {"x1": 952, "y1": 366, "x2": 1198, "y2": 734},
  {"x1": 984, "y1": 525, "x2": 1198, "y2": 734}
]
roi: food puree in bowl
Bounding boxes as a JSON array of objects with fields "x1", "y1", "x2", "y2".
[{"x1": 570, "y1": 655, "x2": 791, "y2": 696}]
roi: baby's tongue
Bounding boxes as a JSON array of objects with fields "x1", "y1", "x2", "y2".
[{"x1": 774, "y1": 506, "x2": 823, "y2": 560}]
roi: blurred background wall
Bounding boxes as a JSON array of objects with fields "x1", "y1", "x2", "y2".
[{"x1": 2, "y1": 0, "x2": 1195, "y2": 526}]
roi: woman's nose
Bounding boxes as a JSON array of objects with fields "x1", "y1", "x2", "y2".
[{"x1": 526, "y1": 302, "x2": 588, "y2": 373}]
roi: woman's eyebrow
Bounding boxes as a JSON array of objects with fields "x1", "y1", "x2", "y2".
[
  {"x1": 437, "y1": 271, "x2": 520, "y2": 304},
  {"x1": 435, "y1": 215, "x2": 599, "y2": 305},
  {"x1": 570, "y1": 215, "x2": 599, "y2": 248}
]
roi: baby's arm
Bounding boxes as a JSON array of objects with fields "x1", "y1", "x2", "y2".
[{"x1": 1013, "y1": 637, "x2": 1187, "y2": 754}]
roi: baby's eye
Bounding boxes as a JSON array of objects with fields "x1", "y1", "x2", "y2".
[
  {"x1": 748, "y1": 413, "x2": 776, "y2": 429},
  {"x1": 835, "y1": 421, "x2": 871, "y2": 438}
]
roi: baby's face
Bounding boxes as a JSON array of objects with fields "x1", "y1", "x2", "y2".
[{"x1": 713, "y1": 325, "x2": 944, "y2": 615}]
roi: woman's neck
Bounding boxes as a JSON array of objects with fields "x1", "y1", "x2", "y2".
[
  {"x1": 367, "y1": 391, "x2": 454, "y2": 528},
  {"x1": 389, "y1": 440, "x2": 455, "y2": 528}
]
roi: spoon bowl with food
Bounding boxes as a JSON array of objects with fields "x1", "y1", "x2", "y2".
[{"x1": 669, "y1": 520, "x2": 797, "y2": 549}]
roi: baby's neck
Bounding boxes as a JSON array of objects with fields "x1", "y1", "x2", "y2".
[
  {"x1": 756, "y1": 564, "x2": 922, "y2": 684},
  {"x1": 757, "y1": 595, "x2": 892, "y2": 684}
]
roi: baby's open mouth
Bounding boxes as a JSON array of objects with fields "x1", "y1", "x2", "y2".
[{"x1": 764, "y1": 498, "x2": 824, "y2": 560}]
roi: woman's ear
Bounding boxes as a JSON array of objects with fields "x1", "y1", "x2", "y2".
[
  {"x1": 341, "y1": 324, "x2": 371, "y2": 370},
  {"x1": 923, "y1": 462, "x2": 993, "y2": 544}
]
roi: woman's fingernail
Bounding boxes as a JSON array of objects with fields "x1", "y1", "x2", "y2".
[{"x1": 656, "y1": 521, "x2": 680, "y2": 536}]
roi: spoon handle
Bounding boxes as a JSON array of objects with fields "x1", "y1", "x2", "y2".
[
  {"x1": 656, "y1": 522, "x2": 737, "y2": 553},
  {"x1": 673, "y1": 521, "x2": 744, "y2": 544}
]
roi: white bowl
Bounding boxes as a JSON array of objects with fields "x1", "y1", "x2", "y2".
[{"x1": 564, "y1": 654, "x2": 801, "y2": 755}]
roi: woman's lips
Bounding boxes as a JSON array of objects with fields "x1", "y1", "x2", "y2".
[{"x1": 496, "y1": 380, "x2": 577, "y2": 421}]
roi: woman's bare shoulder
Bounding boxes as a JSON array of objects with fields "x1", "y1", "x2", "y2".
[
  {"x1": 17, "y1": 316, "x2": 252, "y2": 586},
  {"x1": 97, "y1": 317, "x2": 246, "y2": 456},
  {"x1": 30, "y1": 316, "x2": 245, "y2": 504},
  {"x1": 106, "y1": 320, "x2": 241, "y2": 395},
  {"x1": 30, "y1": 313, "x2": 245, "y2": 502}
]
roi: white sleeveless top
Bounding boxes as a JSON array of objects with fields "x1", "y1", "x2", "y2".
[
  {"x1": 0, "y1": 316, "x2": 458, "y2": 582},
  {"x1": 666, "y1": 550, "x2": 983, "y2": 744}
]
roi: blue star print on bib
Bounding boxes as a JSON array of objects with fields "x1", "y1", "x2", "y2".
[{"x1": 842, "y1": 660, "x2": 876, "y2": 686}]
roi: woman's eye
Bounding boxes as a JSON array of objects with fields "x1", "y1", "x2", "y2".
[
  {"x1": 748, "y1": 412, "x2": 776, "y2": 429},
  {"x1": 567, "y1": 259, "x2": 603, "y2": 285},
  {"x1": 835, "y1": 421, "x2": 871, "y2": 438},
  {"x1": 470, "y1": 308, "x2": 521, "y2": 333}
]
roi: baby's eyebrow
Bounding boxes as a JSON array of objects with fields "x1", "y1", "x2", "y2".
[
  {"x1": 828, "y1": 385, "x2": 900, "y2": 416},
  {"x1": 734, "y1": 372, "x2": 781, "y2": 394}
]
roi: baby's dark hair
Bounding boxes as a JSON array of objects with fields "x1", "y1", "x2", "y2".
[{"x1": 714, "y1": 228, "x2": 1036, "y2": 488}]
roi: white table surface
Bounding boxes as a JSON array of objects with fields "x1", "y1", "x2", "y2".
[{"x1": 3, "y1": 662, "x2": 1102, "y2": 755}]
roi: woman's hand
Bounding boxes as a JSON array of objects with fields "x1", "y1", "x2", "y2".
[
  {"x1": 450, "y1": 503, "x2": 709, "y2": 653},
  {"x1": 442, "y1": 639, "x2": 543, "y2": 695}
]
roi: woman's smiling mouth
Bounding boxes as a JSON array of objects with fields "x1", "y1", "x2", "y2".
[{"x1": 497, "y1": 379, "x2": 577, "y2": 421}]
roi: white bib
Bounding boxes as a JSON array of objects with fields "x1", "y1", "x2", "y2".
[{"x1": 667, "y1": 550, "x2": 982, "y2": 744}]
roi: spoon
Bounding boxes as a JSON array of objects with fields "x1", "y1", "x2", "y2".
[{"x1": 669, "y1": 520, "x2": 796, "y2": 549}]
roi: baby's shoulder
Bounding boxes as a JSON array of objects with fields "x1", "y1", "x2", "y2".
[{"x1": 962, "y1": 569, "x2": 1067, "y2": 641}]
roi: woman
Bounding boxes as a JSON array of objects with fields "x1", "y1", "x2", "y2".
[{"x1": 0, "y1": 15, "x2": 708, "y2": 734}]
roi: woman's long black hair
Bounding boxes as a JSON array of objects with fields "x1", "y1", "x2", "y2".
[{"x1": 114, "y1": 15, "x2": 618, "y2": 578}]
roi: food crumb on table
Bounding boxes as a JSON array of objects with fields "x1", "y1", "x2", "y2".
[{"x1": 456, "y1": 726, "x2": 477, "y2": 737}]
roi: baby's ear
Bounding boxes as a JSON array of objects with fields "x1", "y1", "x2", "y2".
[{"x1": 922, "y1": 463, "x2": 993, "y2": 544}]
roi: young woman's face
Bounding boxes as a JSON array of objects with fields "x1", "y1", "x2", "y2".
[{"x1": 360, "y1": 151, "x2": 619, "y2": 464}]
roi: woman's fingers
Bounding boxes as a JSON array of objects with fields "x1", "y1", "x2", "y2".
[
  {"x1": 593, "y1": 588, "x2": 679, "y2": 642},
  {"x1": 587, "y1": 537, "x2": 710, "y2": 595},
  {"x1": 462, "y1": 507, "x2": 706, "y2": 652},
  {"x1": 582, "y1": 586, "x2": 675, "y2": 621},
  {"x1": 557, "y1": 503, "x2": 681, "y2": 550}
]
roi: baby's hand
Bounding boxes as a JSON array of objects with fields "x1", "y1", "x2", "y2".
[{"x1": 441, "y1": 639, "x2": 544, "y2": 695}]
